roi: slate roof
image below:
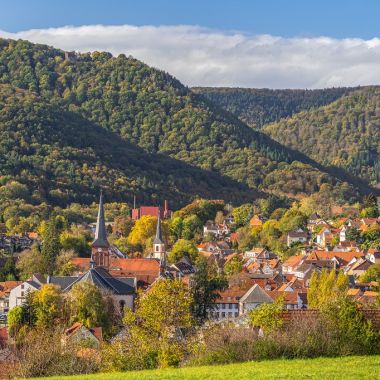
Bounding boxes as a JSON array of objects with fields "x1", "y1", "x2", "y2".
[
  {"x1": 92, "y1": 192, "x2": 109, "y2": 248},
  {"x1": 25, "y1": 280, "x2": 41, "y2": 289},
  {"x1": 154, "y1": 210, "x2": 163, "y2": 244},
  {"x1": 48, "y1": 276, "x2": 78, "y2": 290},
  {"x1": 239, "y1": 284, "x2": 273, "y2": 304},
  {"x1": 63, "y1": 266, "x2": 135, "y2": 295}
]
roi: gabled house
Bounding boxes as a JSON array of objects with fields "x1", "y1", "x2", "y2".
[
  {"x1": 63, "y1": 322, "x2": 102, "y2": 348},
  {"x1": 367, "y1": 250, "x2": 380, "y2": 264},
  {"x1": 267, "y1": 290, "x2": 305, "y2": 310},
  {"x1": 8, "y1": 278, "x2": 42, "y2": 309},
  {"x1": 345, "y1": 258, "x2": 372, "y2": 278},
  {"x1": 197, "y1": 241, "x2": 233, "y2": 256},
  {"x1": 203, "y1": 221, "x2": 230, "y2": 238},
  {"x1": 250, "y1": 215, "x2": 264, "y2": 227},
  {"x1": 238, "y1": 284, "x2": 274, "y2": 315},
  {"x1": 307, "y1": 213, "x2": 329, "y2": 232},
  {"x1": 282, "y1": 255, "x2": 306, "y2": 275},
  {"x1": 315, "y1": 226, "x2": 340, "y2": 248},
  {"x1": 0, "y1": 281, "x2": 22, "y2": 313},
  {"x1": 209, "y1": 288, "x2": 244, "y2": 320},
  {"x1": 169, "y1": 257, "x2": 196, "y2": 278},
  {"x1": 307, "y1": 250, "x2": 365, "y2": 270},
  {"x1": 287, "y1": 229, "x2": 308, "y2": 247}
]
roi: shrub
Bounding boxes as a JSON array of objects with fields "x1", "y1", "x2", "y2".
[{"x1": 13, "y1": 328, "x2": 99, "y2": 378}]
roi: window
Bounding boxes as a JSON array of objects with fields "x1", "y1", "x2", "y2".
[
  {"x1": 156, "y1": 245, "x2": 159, "y2": 252},
  {"x1": 21, "y1": 284, "x2": 24, "y2": 290},
  {"x1": 221, "y1": 312, "x2": 225, "y2": 318},
  {"x1": 119, "y1": 300, "x2": 126, "y2": 313},
  {"x1": 21, "y1": 291, "x2": 24, "y2": 297},
  {"x1": 229, "y1": 303, "x2": 233, "y2": 309},
  {"x1": 235, "y1": 312, "x2": 239, "y2": 317}
]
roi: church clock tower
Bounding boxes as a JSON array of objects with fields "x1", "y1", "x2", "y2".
[
  {"x1": 153, "y1": 210, "x2": 166, "y2": 268},
  {"x1": 91, "y1": 191, "x2": 110, "y2": 269}
]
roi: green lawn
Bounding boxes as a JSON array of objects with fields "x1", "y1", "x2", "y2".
[{"x1": 35, "y1": 356, "x2": 380, "y2": 380}]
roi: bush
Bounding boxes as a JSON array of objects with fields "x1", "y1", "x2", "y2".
[
  {"x1": 188, "y1": 301, "x2": 380, "y2": 365},
  {"x1": 13, "y1": 328, "x2": 99, "y2": 378}
]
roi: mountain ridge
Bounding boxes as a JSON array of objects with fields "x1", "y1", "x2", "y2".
[{"x1": 0, "y1": 38, "x2": 375, "y2": 208}]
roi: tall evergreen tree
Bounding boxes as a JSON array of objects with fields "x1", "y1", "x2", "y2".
[
  {"x1": 41, "y1": 217, "x2": 61, "y2": 275},
  {"x1": 191, "y1": 257, "x2": 227, "y2": 323}
]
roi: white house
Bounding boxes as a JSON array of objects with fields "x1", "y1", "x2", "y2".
[
  {"x1": 238, "y1": 284, "x2": 274, "y2": 315},
  {"x1": 287, "y1": 229, "x2": 308, "y2": 247},
  {"x1": 8, "y1": 279, "x2": 41, "y2": 309}
]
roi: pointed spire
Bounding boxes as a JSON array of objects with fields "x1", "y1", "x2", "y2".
[
  {"x1": 153, "y1": 207, "x2": 163, "y2": 245},
  {"x1": 92, "y1": 191, "x2": 109, "y2": 248}
]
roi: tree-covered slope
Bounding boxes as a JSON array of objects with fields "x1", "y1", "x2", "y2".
[
  {"x1": 263, "y1": 87, "x2": 380, "y2": 187},
  {"x1": 0, "y1": 84, "x2": 256, "y2": 207},
  {"x1": 0, "y1": 38, "x2": 371, "y2": 204},
  {"x1": 192, "y1": 87, "x2": 352, "y2": 129}
]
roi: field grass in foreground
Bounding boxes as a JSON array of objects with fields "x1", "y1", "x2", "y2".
[{"x1": 34, "y1": 355, "x2": 380, "y2": 380}]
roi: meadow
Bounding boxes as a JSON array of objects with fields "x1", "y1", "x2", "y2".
[{"x1": 33, "y1": 355, "x2": 380, "y2": 380}]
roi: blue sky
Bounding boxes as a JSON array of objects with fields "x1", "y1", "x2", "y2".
[
  {"x1": 1, "y1": 0, "x2": 379, "y2": 38},
  {"x1": 1, "y1": 1, "x2": 380, "y2": 88}
]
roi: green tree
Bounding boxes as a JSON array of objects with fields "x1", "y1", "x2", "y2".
[
  {"x1": 55, "y1": 250, "x2": 77, "y2": 276},
  {"x1": 232, "y1": 204, "x2": 253, "y2": 228},
  {"x1": 182, "y1": 215, "x2": 202, "y2": 241},
  {"x1": 191, "y1": 257, "x2": 228, "y2": 323},
  {"x1": 33, "y1": 284, "x2": 63, "y2": 328},
  {"x1": 0, "y1": 256, "x2": 18, "y2": 281},
  {"x1": 359, "y1": 264, "x2": 380, "y2": 284},
  {"x1": 60, "y1": 231, "x2": 90, "y2": 257},
  {"x1": 124, "y1": 278, "x2": 193, "y2": 368},
  {"x1": 68, "y1": 282, "x2": 108, "y2": 330},
  {"x1": 249, "y1": 297, "x2": 284, "y2": 332},
  {"x1": 7, "y1": 305, "x2": 24, "y2": 337},
  {"x1": 167, "y1": 239, "x2": 198, "y2": 264},
  {"x1": 170, "y1": 217, "x2": 183, "y2": 241},
  {"x1": 346, "y1": 227, "x2": 361, "y2": 242},
  {"x1": 41, "y1": 217, "x2": 62, "y2": 275},
  {"x1": 17, "y1": 244, "x2": 47, "y2": 279},
  {"x1": 308, "y1": 269, "x2": 349, "y2": 308},
  {"x1": 224, "y1": 256, "x2": 244, "y2": 277},
  {"x1": 127, "y1": 215, "x2": 156, "y2": 249}
]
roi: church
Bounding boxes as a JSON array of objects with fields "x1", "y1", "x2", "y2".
[{"x1": 10, "y1": 193, "x2": 137, "y2": 314}]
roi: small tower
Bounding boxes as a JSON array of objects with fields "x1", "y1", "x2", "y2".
[
  {"x1": 153, "y1": 209, "x2": 166, "y2": 267},
  {"x1": 91, "y1": 191, "x2": 110, "y2": 269}
]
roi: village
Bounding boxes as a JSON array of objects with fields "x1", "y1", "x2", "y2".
[{"x1": 0, "y1": 191, "x2": 379, "y2": 362}]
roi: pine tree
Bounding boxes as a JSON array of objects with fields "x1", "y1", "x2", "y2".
[{"x1": 41, "y1": 217, "x2": 61, "y2": 275}]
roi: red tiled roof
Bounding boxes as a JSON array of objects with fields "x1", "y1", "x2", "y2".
[
  {"x1": 307, "y1": 250, "x2": 364, "y2": 265},
  {"x1": 267, "y1": 290, "x2": 299, "y2": 305},
  {"x1": 283, "y1": 255, "x2": 304, "y2": 268},
  {"x1": 70, "y1": 257, "x2": 160, "y2": 286},
  {"x1": 217, "y1": 287, "x2": 246, "y2": 304}
]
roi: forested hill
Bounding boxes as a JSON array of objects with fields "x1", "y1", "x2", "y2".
[
  {"x1": 263, "y1": 87, "x2": 380, "y2": 187},
  {"x1": 0, "y1": 84, "x2": 257, "y2": 208},
  {"x1": 192, "y1": 87, "x2": 353, "y2": 129},
  {"x1": 0, "y1": 38, "x2": 372, "y2": 207}
]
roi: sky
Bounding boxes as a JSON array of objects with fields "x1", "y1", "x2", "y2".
[{"x1": 1, "y1": 0, "x2": 380, "y2": 88}]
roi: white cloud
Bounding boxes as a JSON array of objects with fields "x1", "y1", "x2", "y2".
[{"x1": 1, "y1": 24, "x2": 380, "y2": 88}]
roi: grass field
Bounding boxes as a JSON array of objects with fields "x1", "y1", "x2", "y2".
[{"x1": 33, "y1": 355, "x2": 380, "y2": 379}]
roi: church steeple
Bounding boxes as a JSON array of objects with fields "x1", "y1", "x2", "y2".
[
  {"x1": 92, "y1": 191, "x2": 109, "y2": 248},
  {"x1": 91, "y1": 191, "x2": 110, "y2": 269},
  {"x1": 154, "y1": 211, "x2": 163, "y2": 245},
  {"x1": 153, "y1": 208, "x2": 166, "y2": 267}
]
